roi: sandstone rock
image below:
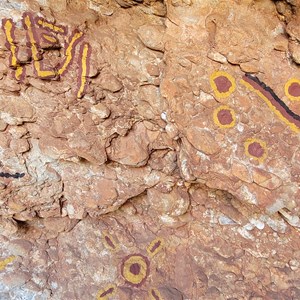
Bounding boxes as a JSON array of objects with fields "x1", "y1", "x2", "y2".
[
  {"x1": 289, "y1": 40, "x2": 300, "y2": 64},
  {"x1": 0, "y1": 217, "x2": 18, "y2": 236},
  {"x1": 107, "y1": 122, "x2": 150, "y2": 166},
  {"x1": 147, "y1": 185, "x2": 190, "y2": 216},
  {"x1": 10, "y1": 139, "x2": 30, "y2": 154},
  {"x1": 137, "y1": 25, "x2": 165, "y2": 52},
  {"x1": 98, "y1": 72, "x2": 123, "y2": 92},
  {"x1": 0, "y1": 1, "x2": 299, "y2": 299},
  {"x1": 90, "y1": 103, "x2": 110, "y2": 119},
  {"x1": 7, "y1": 239, "x2": 33, "y2": 257},
  {"x1": 286, "y1": 16, "x2": 300, "y2": 41},
  {"x1": 186, "y1": 126, "x2": 220, "y2": 155},
  {"x1": 0, "y1": 95, "x2": 35, "y2": 125},
  {"x1": 252, "y1": 168, "x2": 282, "y2": 190}
]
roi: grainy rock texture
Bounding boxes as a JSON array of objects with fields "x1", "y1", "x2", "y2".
[{"x1": 0, "y1": 0, "x2": 300, "y2": 299}]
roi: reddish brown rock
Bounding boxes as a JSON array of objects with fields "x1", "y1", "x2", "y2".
[{"x1": 0, "y1": 0, "x2": 299, "y2": 299}]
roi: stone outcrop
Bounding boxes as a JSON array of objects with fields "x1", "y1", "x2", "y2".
[{"x1": 0, "y1": 0, "x2": 300, "y2": 299}]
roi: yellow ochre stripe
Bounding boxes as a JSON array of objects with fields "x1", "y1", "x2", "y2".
[
  {"x1": 42, "y1": 34, "x2": 57, "y2": 43},
  {"x1": 24, "y1": 15, "x2": 56, "y2": 78},
  {"x1": 77, "y1": 43, "x2": 89, "y2": 98},
  {"x1": 240, "y1": 79, "x2": 300, "y2": 133},
  {"x1": 37, "y1": 19, "x2": 65, "y2": 34},
  {"x1": 3, "y1": 19, "x2": 24, "y2": 79},
  {"x1": 58, "y1": 31, "x2": 83, "y2": 76}
]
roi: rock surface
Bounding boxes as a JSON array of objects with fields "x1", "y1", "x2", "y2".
[{"x1": 0, "y1": 0, "x2": 300, "y2": 299}]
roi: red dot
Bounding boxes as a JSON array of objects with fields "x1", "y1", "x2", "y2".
[
  {"x1": 288, "y1": 82, "x2": 300, "y2": 97},
  {"x1": 214, "y1": 76, "x2": 232, "y2": 93},
  {"x1": 130, "y1": 263, "x2": 141, "y2": 275},
  {"x1": 248, "y1": 142, "x2": 264, "y2": 158},
  {"x1": 217, "y1": 109, "x2": 234, "y2": 125}
]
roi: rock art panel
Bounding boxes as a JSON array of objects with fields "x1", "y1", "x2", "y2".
[
  {"x1": 0, "y1": 0, "x2": 299, "y2": 299},
  {"x1": 98, "y1": 231, "x2": 165, "y2": 298},
  {"x1": 2, "y1": 12, "x2": 92, "y2": 98}
]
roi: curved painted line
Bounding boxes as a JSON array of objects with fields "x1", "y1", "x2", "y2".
[
  {"x1": 77, "y1": 43, "x2": 91, "y2": 99},
  {"x1": 57, "y1": 30, "x2": 84, "y2": 76},
  {"x1": 241, "y1": 74, "x2": 300, "y2": 133},
  {"x1": 23, "y1": 13, "x2": 56, "y2": 79}
]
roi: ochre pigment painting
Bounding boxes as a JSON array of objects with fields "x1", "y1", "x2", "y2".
[
  {"x1": 2, "y1": 12, "x2": 91, "y2": 98},
  {"x1": 1, "y1": 1, "x2": 300, "y2": 299}
]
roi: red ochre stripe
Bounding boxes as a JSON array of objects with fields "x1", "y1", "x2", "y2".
[{"x1": 241, "y1": 75, "x2": 300, "y2": 133}]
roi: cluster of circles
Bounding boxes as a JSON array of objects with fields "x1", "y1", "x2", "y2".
[{"x1": 210, "y1": 71, "x2": 269, "y2": 163}]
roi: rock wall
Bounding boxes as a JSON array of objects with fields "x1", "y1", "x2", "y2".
[{"x1": 0, "y1": 0, "x2": 300, "y2": 299}]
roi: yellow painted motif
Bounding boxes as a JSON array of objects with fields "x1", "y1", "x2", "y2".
[
  {"x1": 102, "y1": 232, "x2": 119, "y2": 251},
  {"x1": 244, "y1": 138, "x2": 267, "y2": 163},
  {"x1": 24, "y1": 14, "x2": 56, "y2": 78},
  {"x1": 96, "y1": 284, "x2": 116, "y2": 300},
  {"x1": 2, "y1": 19, "x2": 24, "y2": 80},
  {"x1": 58, "y1": 31, "x2": 84, "y2": 76},
  {"x1": 147, "y1": 237, "x2": 164, "y2": 257},
  {"x1": 241, "y1": 79, "x2": 300, "y2": 133},
  {"x1": 284, "y1": 78, "x2": 300, "y2": 101},
  {"x1": 149, "y1": 288, "x2": 163, "y2": 300},
  {"x1": 77, "y1": 43, "x2": 90, "y2": 98},
  {"x1": 42, "y1": 34, "x2": 57, "y2": 44},
  {"x1": 210, "y1": 71, "x2": 236, "y2": 98},
  {"x1": 0, "y1": 256, "x2": 15, "y2": 271},
  {"x1": 122, "y1": 255, "x2": 148, "y2": 285},
  {"x1": 37, "y1": 19, "x2": 65, "y2": 34},
  {"x1": 213, "y1": 105, "x2": 236, "y2": 129}
]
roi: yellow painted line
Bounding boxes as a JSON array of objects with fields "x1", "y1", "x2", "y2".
[
  {"x1": 24, "y1": 14, "x2": 56, "y2": 78},
  {"x1": 3, "y1": 19, "x2": 24, "y2": 80},
  {"x1": 240, "y1": 79, "x2": 300, "y2": 133},
  {"x1": 37, "y1": 19, "x2": 65, "y2": 34},
  {"x1": 42, "y1": 34, "x2": 57, "y2": 44},
  {"x1": 77, "y1": 43, "x2": 89, "y2": 98},
  {"x1": 58, "y1": 31, "x2": 83, "y2": 76},
  {"x1": 0, "y1": 256, "x2": 15, "y2": 271}
]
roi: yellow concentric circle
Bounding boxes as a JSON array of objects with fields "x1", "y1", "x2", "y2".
[
  {"x1": 210, "y1": 71, "x2": 236, "y2": 98},
  {"x1": 244, "y1": 138, "x2": 267, "y2": 163},
  {"x1": 213, "y1": 105, "x2": 236, "y2": 128},
  {"x1": 284, "y1": 78, "x2": 300, "y2": 101},
  {"x1": 121, "y1": 254, "x2": 150, "y2": 286}
]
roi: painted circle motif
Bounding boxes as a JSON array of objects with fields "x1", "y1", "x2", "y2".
[
  {"x1": 210, "y1": 71, "x2": 236, "y2": 98},
  {"x1": 121, "y1": 254, "x2": 150, "y2": 286},
  {"x1": 285, "y1": 78, "x2": 300, "y2": 101},
  {"x1": 213, "y1": 105, "x2": 236, "y2": 128},
  {"x1": 244, "y1": 138, "x2": 267, "y2": 163}
]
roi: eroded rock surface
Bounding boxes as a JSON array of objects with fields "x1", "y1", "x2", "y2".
[{"x1": 0, "y1": 0, "x2": 300, "y2": 299}]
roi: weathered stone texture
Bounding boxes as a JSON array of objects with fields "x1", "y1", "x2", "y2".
[{"x1": 0, "y1": 0, "x2": 300, "y2": 299}]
